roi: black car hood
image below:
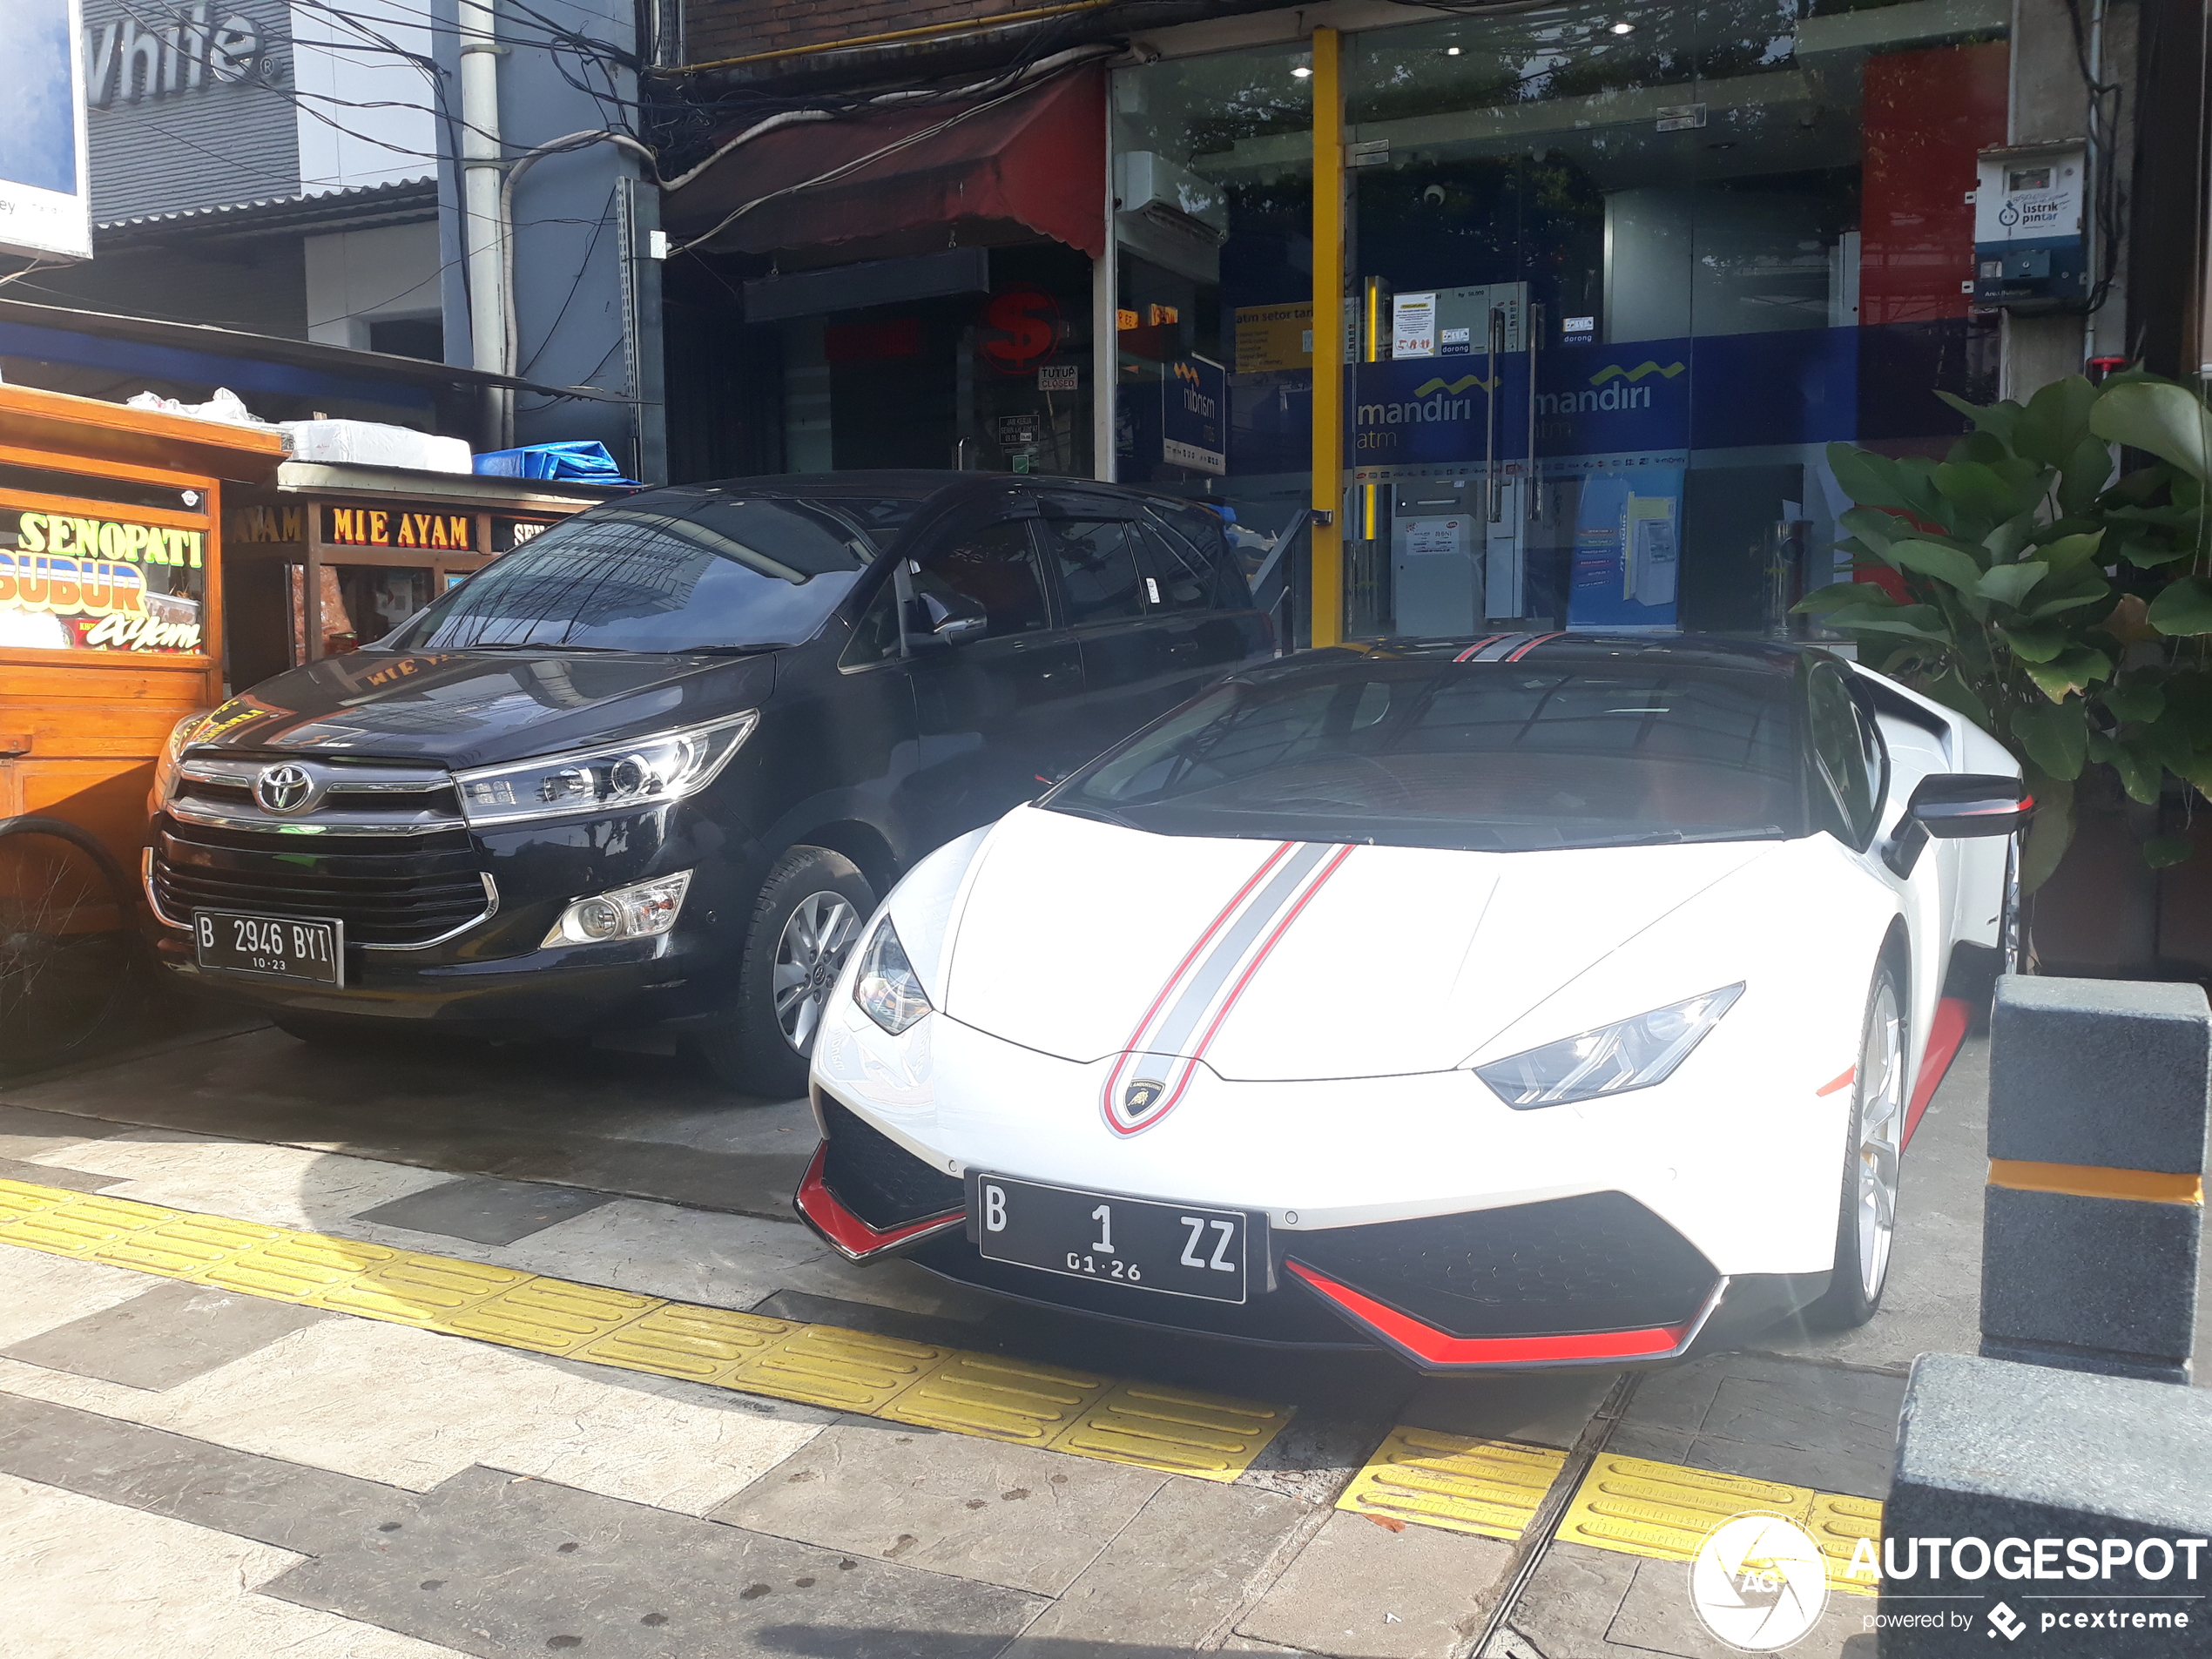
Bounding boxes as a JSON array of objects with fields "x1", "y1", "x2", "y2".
[{"x1": 188, "y1": 650, "x2": 779, "y2": 769}]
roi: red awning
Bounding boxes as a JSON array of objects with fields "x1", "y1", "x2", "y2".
[{"x1": 665, "y1": 66, "x2": 1105, "y2": 260}]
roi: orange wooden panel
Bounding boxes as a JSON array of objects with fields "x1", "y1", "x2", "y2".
[
  {"x1": 0, "y1": 658, "x2": 219, "y2": 702},
  {"x1": 0, "y1": 487, "x2": 211, "y2": 531},
  {"x1": 18, "y1": 759, "x2": 159, "y2": 871},
  {"x1": 0, "y1": 383, "x2": 284, "y2": 483},
  {"x1": 0, "y1": 441, "x2": 210, "y2": 493}
]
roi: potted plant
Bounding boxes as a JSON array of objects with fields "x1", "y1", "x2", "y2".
[{"x1": 1799, "y1": 372, "x2": 2212, "y2": 970}]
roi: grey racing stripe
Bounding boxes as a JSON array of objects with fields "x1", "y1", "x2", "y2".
[{"x1": 1143, "y1": 841, "x2": 1333, "y2": 1056}]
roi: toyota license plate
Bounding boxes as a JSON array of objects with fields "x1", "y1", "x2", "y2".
[
  {"x1": 193, "y1": 910, "x2": 345, "y2": 988},
  {"x1": 969, "y1": 1174, "x2": 1258, "y2": 1304}
]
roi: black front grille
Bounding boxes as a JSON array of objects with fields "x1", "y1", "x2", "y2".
[
  {"x1": 1288, "y1": 1191, "x2": 1717, "y2": 1338},
  {"x1": 819, "y1": 1096, "x2": 962, "y2": 1230},
  {"x1": 154, "y1": 821, "x2": 490, "y2": 948}
]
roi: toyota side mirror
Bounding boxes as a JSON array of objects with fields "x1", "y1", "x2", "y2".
[
  {"x1": 1908, "y1": 772, "x2": 2033, "y2": 838},
  {"x1": 906, "y1": 593, "x2": 988, "y2": 649}
]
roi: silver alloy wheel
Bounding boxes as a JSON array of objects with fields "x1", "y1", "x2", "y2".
[
  {"x1": 1854, "y1": 978, "x2": 1905, "y2": 1300},
  {"x1": 772, "y1": 890, "x2": 860, "y2": 1054}
]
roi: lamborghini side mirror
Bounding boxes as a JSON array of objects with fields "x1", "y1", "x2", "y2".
[{"x1": 1907, "y1": 773, "x2": 2033, "y2": 838}]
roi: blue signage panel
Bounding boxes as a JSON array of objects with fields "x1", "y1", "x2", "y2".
[
  {"x1": 1566, "y1": 464, "x2": 1686, "y2": 631},
  {"x1": 1163, "y1": 354, "x2": 1226, "y2": 475}
]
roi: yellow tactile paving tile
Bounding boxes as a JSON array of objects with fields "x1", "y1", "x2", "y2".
[
  {"x1": 0, "y1": 1173, "x2": 1296, "y2": 1486},
  {"x1": 1336, "y1": 1426, "x2": 1570, "y2": 1541},
  {"x1": 1557, "y1": 1453, "x2": 1814, "y2": 1561},
  {"x1": 91, "y1": 1214, "x2": 286, "y2": 1280},
  {"x1": 1047, "y1": 1378, "x2": 1294, "y2": 1481},
  {"x1": 1808, "y1": 1490, "x2": 1885, "y2": 1597},
  {"x1": 577, "y1": 1303, "x2": 796, "y2": 1385},
  {"x1": 315, "y1": 1253, "x2": 533, "y2": 1328},
  {"x1": 0, "y1": 1191, "x2": 178, "y2": 1258},
  {"x1": 732, "y1": 1324, "x2": 952, "y2": 1413},
  {"x1": 882, "y1": 1351, "x2": 1114, "y2": 1445}
]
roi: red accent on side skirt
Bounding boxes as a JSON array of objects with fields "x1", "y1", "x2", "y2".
[
  {"x1": 1816, "y1": 1066, "x2": 1857, "y2": 1097},
  {"x1": 794, "y1": 1143, "x2": 961, "y2": 1261},
  {"x1": 1283, "y1": 1258, "x2": 1692, "y2": 1366},
  {"x1": 1901, "y1": 995, "x2": 1970, "y2": 1150}
]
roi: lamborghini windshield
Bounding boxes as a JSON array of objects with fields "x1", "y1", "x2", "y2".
[{"x1": 1047, "y1": 661, "x2": 1808, "y2": 852}]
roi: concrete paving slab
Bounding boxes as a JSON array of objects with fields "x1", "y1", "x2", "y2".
[
  {"x1": 1008, "y1": 1475, "x2": 1313, "y2": 1656},
  {"x1": 1236, "y1": 1507, "x2": 1514, "y2": 1658},
  {"x1": 0, "y1": 1103, "x2": 124, "y2": 1161},
  {"x1": 0, "y1": 1155, "x2": 119, "y2": 1191},
  {"x1": 711, "y1": 1418, "x2": 1163, "y2": 1595},
  {"x1": 1237, "y1": 1410, "x2": 1395, "y2": 1506},
  {"x1": 0, "y1": 1300, "x2": 833, "y2": 1514},
  {"x1": 3, "y1": 1278, "x2": 334, "y2": 1392},
  {"x1": 353, "y1": 1175, "x2": 617, "y2": 1247},
  {"x1": 1491, "y1": 1537, "x2": 1638, "y2": 1657},
  {"x1": 1397, "y1": 1370, "x2": 1622, "y2": 1450},
  {"x1": 0, "y1": 1393, "x2": 415, "y2": 1556},
  {"x1": 1612, "y1": 1356, "x2": 1905, "y2": 1500},
  {"x1": 0, "y1": 1474, "x2": 463, "y2": 1658},
  {"x1": 473, "y1": 1197, "x2": 832, "y2": 1306},
  {"x1": 0, "y1": 1027, "x2": 816, "y2": 1217},
  {"x1": 261, "y1": 1461, "x2": 1042, "y2": 1659},
  {"x1": 1605, "y1": 1551, "x2": 1869, "y2": 1658},
  {"x1": 21, "y1": 1128, "x2": 455, "y2": 1234},
  {"x1": 0, "y1": 1250, "x2": 158, "y2": 1349}
]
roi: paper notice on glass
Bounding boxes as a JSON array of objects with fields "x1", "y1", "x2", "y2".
[
  {"x1": 1402, "y1": 516, "x2": 1467, "y2": 557},
  {"x1": 1627, "y1": 497, "x2": 1680, "y2": 607},
  {"x1": 1393, "y1": 293, "x2": 1437, "y2": 359}
]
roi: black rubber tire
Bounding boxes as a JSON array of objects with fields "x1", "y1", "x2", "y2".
[
  {"x1": 1803, "y1": 957, "x2": 1906, "y2": 1332},
  {"x1": 692, "y1": 845, "x2": 875, "y2": 1098}
]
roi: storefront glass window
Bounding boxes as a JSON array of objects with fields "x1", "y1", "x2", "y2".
[
  {"x1": 1112, "y1": 44, "x2": 1315, "y2": 617},
  {"x1": 1341, "y1": 0, "x2": 2007, "y2": 639},
  {"x1": 0, "y1": 486, "x2": 211, "y2": 655}
]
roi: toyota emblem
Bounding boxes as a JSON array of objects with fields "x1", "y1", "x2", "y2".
[{"x1": 253, "y1": 763, "x2": 317, "y2": 815}]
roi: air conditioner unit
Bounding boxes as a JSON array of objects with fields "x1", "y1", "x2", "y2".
[{"x1": 1115, "y1": 152, "x2": 1228, "y2": 242}]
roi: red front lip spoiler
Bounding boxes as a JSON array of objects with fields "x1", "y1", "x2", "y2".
[
  {"x1": 793, "y1": 1143, "x2": 963, "y2": 1263},
  {"x1": 1284, "y1": 1258, "x2": 1729, "y2": 1369}
]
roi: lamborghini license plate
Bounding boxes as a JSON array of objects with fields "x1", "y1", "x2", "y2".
[{"x1": 969, "y1": 1175, "x2": 1256, "y2": 1305}]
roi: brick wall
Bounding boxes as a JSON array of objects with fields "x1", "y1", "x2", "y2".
[{"x1": 685, "y1": 0, "x2": 1039, "y2": 70}]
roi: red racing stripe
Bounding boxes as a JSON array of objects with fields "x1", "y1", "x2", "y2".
[
  {"x1": 1453, "y1": 635, "x2": 1507, "y2": 662},
  {"x1": 1503, "y1": 632, "x2": 1565, "y2": 662},
  {"x1": 1286, "y1": 1259, "x2": 1693, "y2": 1365}
]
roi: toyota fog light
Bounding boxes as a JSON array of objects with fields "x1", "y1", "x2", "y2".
[
  {"x1": 853, "y1": 917, "x2": 931, "y2": 1035},
  {"x1": 1475, "y1": 984, "x2": 1743, "y2": 1109},
  {"x1": 543, "y1": 872, "x2": 692, "y2": 947}
]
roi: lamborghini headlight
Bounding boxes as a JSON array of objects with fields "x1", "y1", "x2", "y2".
[
  {"x1": 454, "y1": 711, "x2": 758, "y2": 828},
  {"x1": 1475, "y1": 984, "x2": 1744, "y2": 1109},
  {"x1": 853, "y1": 916, "x2": 931, "y2": 1035}
]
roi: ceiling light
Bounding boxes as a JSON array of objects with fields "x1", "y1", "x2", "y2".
[
  {"x1": 1447, "y1": 45, "x2": 1461, "y2": 55},
  {"x1": 1292, "y1": 64, "x2": 1312, "y2": 78},
  {"x1": 1608, "y1": 20, "x2": 1635, "y2": 32}
]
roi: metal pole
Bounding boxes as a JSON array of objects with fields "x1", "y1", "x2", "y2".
[
  {"x1": 457, "y1": 0, "x2": 509, "y2": 448},
  {"x1": 1094, "y1": 79, "x2": 1117, "y2": 482},
  {"x1": 1308, "y1": 26, "x2": 1345, "y2": 650}
]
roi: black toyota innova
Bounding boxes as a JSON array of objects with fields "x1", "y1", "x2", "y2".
[{"x1": 146, "y1": 471, "x2": 1272, "y2": 1094}]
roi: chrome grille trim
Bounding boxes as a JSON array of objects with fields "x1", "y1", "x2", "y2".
[
  {"x1": 365, "y1": 873, "x2": 499, "y2": 951},
  {"x1": 166, "y1": 801, "x2": 468, "y2": 836}
]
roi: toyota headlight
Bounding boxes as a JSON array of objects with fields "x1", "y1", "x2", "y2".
[
  {"x1": 1474, "y1": 984, "x2": 1744, "y2": 1109},
  {"x1": 455, "y1": 711, "x2": 758, "y2": 828},
  {"x1": 152, "y1": 711, "x2": 206, "y2": 806},
  {"x1": 853, "y1": 916, "x2": 931, "y2": 1035}
]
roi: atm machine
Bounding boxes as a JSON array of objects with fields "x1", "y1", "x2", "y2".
[{"x1": 1385, "y1": 283, "x2": 1534, "y2": 638}]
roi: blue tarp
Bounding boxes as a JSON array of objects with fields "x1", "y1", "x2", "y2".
[{"x1": 474, "y1": 441, "x2": 638, "y2": 488}]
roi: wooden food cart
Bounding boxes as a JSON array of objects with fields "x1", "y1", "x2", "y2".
[
  {"x1": 0, "y1": 382, "x2": 285, "y2": 1068},
  {"x1": 220, "y1": 462, "x2": 617, "y2": 684}
]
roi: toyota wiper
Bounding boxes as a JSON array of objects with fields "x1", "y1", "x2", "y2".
[{"x1": 450, "y1": 640, "x2": 631, "y2": 653}]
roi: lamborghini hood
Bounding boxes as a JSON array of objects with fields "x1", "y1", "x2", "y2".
[{"x1": 936, "y1": 805, "x2": 1777, "y2": 1083}]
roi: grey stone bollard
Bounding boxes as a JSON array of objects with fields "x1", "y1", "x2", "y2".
[
  {"x1": 1878, "y1": 1352, "x2": 2212, "y2": 1656},
  {"x1": 1981, "y1": 974, "x2": 2209, "y2": 1384}
]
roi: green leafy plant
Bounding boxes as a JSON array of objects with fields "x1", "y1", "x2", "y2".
[{"x1": 1797, "y1": 372, "x2": 2212, "y2": 890}]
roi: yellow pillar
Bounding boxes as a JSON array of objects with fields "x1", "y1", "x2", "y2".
[{"x1": 1308, "y1": 25, "x2": 1345, "y2": 649}]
